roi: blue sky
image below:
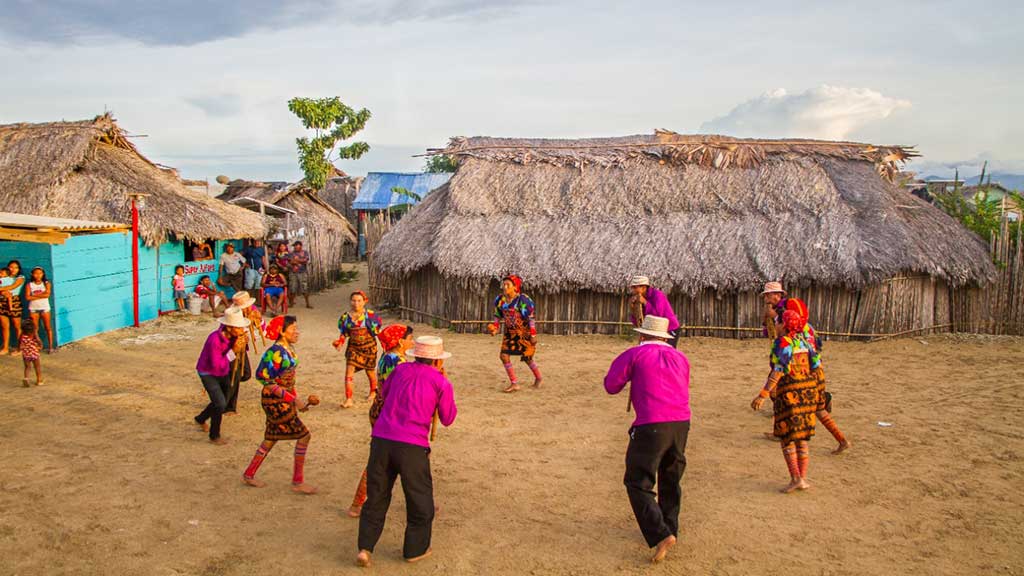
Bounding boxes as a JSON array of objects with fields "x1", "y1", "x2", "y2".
[{"x1": 1, "y1": 0, "x2": 1021, "y2": 181}]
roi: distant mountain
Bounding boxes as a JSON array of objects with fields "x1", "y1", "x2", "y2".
[{"x1": 923, "y1": 172, "x2": 1024, "y2": 190}]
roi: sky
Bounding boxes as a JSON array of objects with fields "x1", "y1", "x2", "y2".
[{"x1": 1, "y1": 0, "x2": 1021, "y2": 182}]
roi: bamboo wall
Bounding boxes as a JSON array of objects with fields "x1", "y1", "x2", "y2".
[{"x1": 370, "y1": 220, "x2": 1023, "y2": 340}]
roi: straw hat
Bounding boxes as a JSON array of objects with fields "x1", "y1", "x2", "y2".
[
  {"x1": 760, "y1": 281, "x2": 786, "y2": 295},
  {"x1": 218, "y1": 306, "x2": 249, "y2": 328},
  {"x1": 406, "y1": 335, "x2": 452, "y2": 360},
  {"x1": 634, "y1": 315, "x2": 673, "y2": 339},
  {"x1": 231, "y1": 290, "x2": 256, "y2": 309},
  {"x1": 629, "y1": 275, "x2": 650, "y2": 287}
]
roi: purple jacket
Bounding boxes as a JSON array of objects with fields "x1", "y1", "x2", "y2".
[
  {"x1": 373, "y1": 362, "x2": 457, "y2": 448},
  {"x1": 604, "y1": 341, "x2": 691, "y2": 427},
  {"x1": 196, "y1": 329, "x2": 235, "y2": 377},
  {"x1": 630, "y1": 286, "x2": 680, "y2": 332}
]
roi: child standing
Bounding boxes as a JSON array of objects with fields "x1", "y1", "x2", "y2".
[
  {"x1": 172, "y1": 265, "x2": 187, "y2": 311},
  {"x1": 20, "y1": 319, "x2": 42, "y2": 387}
]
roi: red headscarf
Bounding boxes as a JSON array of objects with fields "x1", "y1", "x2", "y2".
[
  {"x1": 378, "y1": 324, "x2": 409, "y2": 351},
  {"x1": 782, "y1": 310, "x2": 806, "y2": 336},
  {"x1": 351, "y1": 290, "x2": 368, "y2": 302},
  {"x1": 265, "y1": 316, "x2": 285, "y2": 341},
  {"x1": 786, "y1": 298, "x2": 809, "y2": 324},
  {"x1": 502, "y1": 275, "x2": 523, "y2": 293}
]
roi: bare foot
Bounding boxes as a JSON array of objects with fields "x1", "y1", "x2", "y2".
[
  {"x1": 242, "y1": 477, "x2": 266, "y2": 488},
  {"x1": 406, "y1": 548, "x2": 433, "y2": 563},
  {"x1": 651, "y1": 535, "x2": 676, "y2": 564},
  {"x1": 209, "y1": 437, "x2": 228, "y2": 446},
  {"x1": 797, "y1": 478, "x2": 811, "y2": 491},
  {"x1": 35, "y1": 380, "x2": 43, "y2": 386},
  {"x1": 780, "y1": 479, "x2": 802, "y2": 494},
  {"x1": 341, "y1": 398, "x2": 355, "y2": 409},
  {"x1": 833, "y1": 439, "x2": 851, "y2": 454},
  {"x1": 347, "y1": 505, "x2": 362, "y2": 518},
  {"x1": 365, "y1": 391, "x2": 376, "y2": 402},
  {"x1": 503, "y1": 383, "x2": 520, "y2": 393},
  {"x1": 196, "y1": 420, "x2": 210, "y2": 433},
  {"x1": 355, "y1": 550, "x2": 372, "y2": 567},
  {"x1": 21, "y1": 378, "x2": 30, "y2": 388},
  {"x1": 532, "y1": 378, "x2": 542, "y2": 389},
  {"x1": 224, "y1": 411, "x2": 237, "y2": 416},
  {"x1": 762, "y1": 432, "x2": 776, "y2": 441},
  {"x1": 291, "y1": 483, "x2": 318, "y2": 495}
]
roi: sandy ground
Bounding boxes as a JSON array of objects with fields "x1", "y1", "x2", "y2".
[{"x1": 1, "y1": 264, "x2": 1023, "y2": 576}]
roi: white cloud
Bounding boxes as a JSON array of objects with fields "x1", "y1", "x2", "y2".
[{"x1": 700, "y1": 85, "x2": 911, "y2": 140}]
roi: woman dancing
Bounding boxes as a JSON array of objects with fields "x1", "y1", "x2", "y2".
[
  {"x1": 487, "y1": 275, "x2": 541, "y2": 393},
  {"x1": 751, "y1": 307, "x2": 821, "y2": 493},
  {"x1": 242, "y1": 315, "x2": 319, "y2": 494},
  {"x1": 348, "y1": 324, "x2": 414, "y2": 518},
  {"x1": 333, "y1": 291, "x2": 383, "y2": 408}
]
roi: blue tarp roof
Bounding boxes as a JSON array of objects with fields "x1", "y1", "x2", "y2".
[{"x1": 352, "y1": 172, "x2": 452, "y2": 210}]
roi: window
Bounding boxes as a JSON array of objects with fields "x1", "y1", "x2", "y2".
[{"x1": 184, "y1": 238, "x2": 215, "y2": 262}]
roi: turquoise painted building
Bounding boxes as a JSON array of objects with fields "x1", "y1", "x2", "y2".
[{"x1": 0, "y1": 215, "x2": 244, "y2": 347}]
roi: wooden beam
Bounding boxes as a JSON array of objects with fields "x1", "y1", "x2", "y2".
[{"x1": 0, "y1": 227, "x2": 70, "y2": 244}]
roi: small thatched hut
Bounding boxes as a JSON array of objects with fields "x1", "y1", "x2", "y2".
[
  {"x1": 372, "y1": 131, "x2": 996, "y2": 339},
  {"x1": 0, "y1": 114, "x2": 267, "y2": 342},
  {"x1": 219, "y1": 180, "x2": 357, "y2": 291}
]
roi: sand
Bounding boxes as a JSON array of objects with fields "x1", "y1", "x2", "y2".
[{"x1": 1, "y1": 266, "x2": 1022, "y2": 576}]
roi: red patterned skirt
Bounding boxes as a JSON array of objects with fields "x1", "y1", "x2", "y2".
[
  {"x1": 346, "y1": 328, "x2": 378, "y2": 372},
  {"x1": 260, "y1": 372, "x2": 309, "y2": 441}
]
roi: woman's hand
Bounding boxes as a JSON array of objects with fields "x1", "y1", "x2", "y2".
[
  {"x1": 529, "y1": 335, "x2": 537, "y2": 345},
  {"x1": 296, "y1": 396, "x2": 308, "y2": 411},
  {"x1": 751, "y1": 396, "x2": 765, "y2": 411},
  {"x1": 486, "y1": 324, "x2": 499, "y2": 336},
  {"x1": 332, "y1": 336, "x2": 345, "y2": 350}
]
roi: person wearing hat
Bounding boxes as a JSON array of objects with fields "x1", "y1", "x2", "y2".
[
  {"x1": 222, "y1": 291, "x2": 259, "y2": 414},
  {"x1": 193, "y1": 306, "x2": 250, "y2": 444},
  {"x1": 356, "y1": 335, "x2": 457, "y2": 567},
  {"x1": 486, "y1": 274, "x2": 542, "y2": 393},
  {"x1": 604, "y1": 315, "x2": 691, "y2": 564},
  {"x1": 761, "y1": 281, "x2": 789, "y2": 340},
  {"x1": 628, "y1": 276, "x2": 681, "y2": 348}
]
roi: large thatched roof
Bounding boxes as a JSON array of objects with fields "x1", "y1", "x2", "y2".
[
  {"x1": 374, "y1": 131, "x2": 995, "y2": 293},
  {"x1": 218, "y1": 179, "x2": 356, "y2": 243},
  {"x1": 0, "y1": 114, "x2": 266, "y2": 244}
]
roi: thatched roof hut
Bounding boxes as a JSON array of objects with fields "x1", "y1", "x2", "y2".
[
  {"x1": 219, "y1": 179, "x2": 356, "y2": 291},
  {"x1": 372, "y1": 131, "x2": 996, "y2": 339},
  {"x1": 0, "y1": 114, "x2": 266, "y2": 244}
]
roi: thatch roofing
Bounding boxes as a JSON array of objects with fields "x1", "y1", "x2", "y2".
[
  {"x1": 375, "y1": 131, "x2": 995, "y2": 293},
  {"x1": 0, "y1": 114, "x2": 266, "y2": 244},
  {"x1": 218, "y1": 180, "x2": 356, "y2": 243}
]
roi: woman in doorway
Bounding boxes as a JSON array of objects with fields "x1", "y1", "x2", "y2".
[{"x1": 0, "y1": 260, "x2": 26, "y2": 354}]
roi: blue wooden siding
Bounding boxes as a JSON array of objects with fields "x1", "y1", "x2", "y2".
[
  {"x1": 0, "y1": 235, "x2": 247, "y2": 346},
  {"x1": 51, "y1": 232, "x2": 158, "y2": 345}
]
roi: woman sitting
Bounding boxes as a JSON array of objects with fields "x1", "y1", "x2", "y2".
[{"x1": 261, "y1": 264, "x2": 287, "y2": 316}]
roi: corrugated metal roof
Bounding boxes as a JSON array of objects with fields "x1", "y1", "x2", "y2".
[
  {"x1": 0, "y1": 212, "x2": 128, "y2": 232},
  {"x1": 352, "y1": 172, "x2": 451, "y2": 210}
]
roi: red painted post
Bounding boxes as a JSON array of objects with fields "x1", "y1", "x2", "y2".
[{"x1": 131, "y1": 196, "x2": 140, "y2": 328}]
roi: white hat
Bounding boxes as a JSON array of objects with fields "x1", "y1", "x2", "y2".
[
  {"x1": 633, "y1": 315, "x2": 673, "y2": 339},
  {"x1": 406, "y1": 335, "x2": 452, "y2": 360},
  {"x1": 629, "y1": 275, "x2": 650, "y2": 287},
  {"x1": 760, "y1": 281, "x2": 786, "y2": 295},
  {"x1": 218, "y1": 306, "x2": 249, "y2": 328},
  {"x1": 231, "y1": 291, "x2": 256, "y2": 309}
]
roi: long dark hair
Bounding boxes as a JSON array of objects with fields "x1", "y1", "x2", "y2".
[
  {"x1": 7, "y1": 259, "x2": 21, "y2": 276},
  {"x1": 30, "y1": 266, "x2": 48, "y2": 283}
]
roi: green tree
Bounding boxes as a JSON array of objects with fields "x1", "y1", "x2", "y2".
[
  {"x1": 424, "y1": 154, "x2": 458, "y2": 173},
  {"x1": 287, "y1": 97, "x2": 371, "y2": 190}
]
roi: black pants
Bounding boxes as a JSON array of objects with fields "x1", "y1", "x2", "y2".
[
  {"x1": 195, "y1": 374, "x2": 230, "y2": 440},
  {"x1": 358, "y1": 437, "x2": 435, "y2": 558},
  {"x1": 224, "y1": 355, "x2": 250, "y2": 413},
  {"x1": 668, "y1": 329, "x2": 681, "y2": 348},
  {"x1": 624, "y1": 420, "x2": 690, "y2": 547}
]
